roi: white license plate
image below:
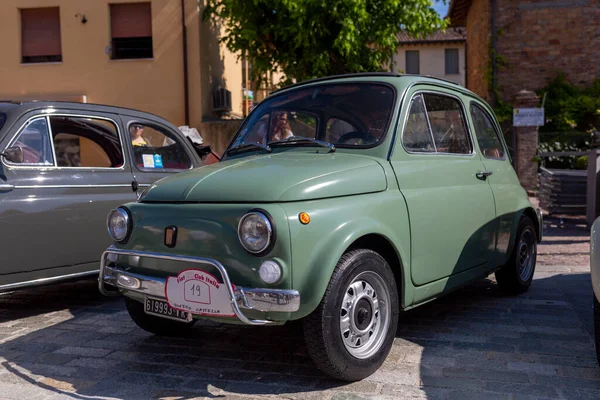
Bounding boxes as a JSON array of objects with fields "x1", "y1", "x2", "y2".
[{"x1": 144, "y1": 297, "x2": 191, "y2": 322}]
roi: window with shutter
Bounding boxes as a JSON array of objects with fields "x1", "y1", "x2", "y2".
[
  {"x1": 110, "y1": 3, "x2": 153, "y2": 60},
  {"x1": 445, "y1": 49, "x2": 459, "y2": 75},
  {"x1": 21, "y1": 7, "x2": 62, "y2": 64},
  {"x1": 405, "y1": 51, "x2": 420, "y2": 74}
]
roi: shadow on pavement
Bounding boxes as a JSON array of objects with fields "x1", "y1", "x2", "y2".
[{"x1": 0, "y1": 271, "x2": 600, "y2": 399}]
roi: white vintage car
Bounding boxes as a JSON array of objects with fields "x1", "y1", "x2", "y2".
[{"x1": 591, "y1": 217, "x2": 600, "y2": 364}]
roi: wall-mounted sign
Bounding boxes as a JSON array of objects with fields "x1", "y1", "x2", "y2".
[{"x1": 513, "y1": 108, "x2": 544, "y2": 127}]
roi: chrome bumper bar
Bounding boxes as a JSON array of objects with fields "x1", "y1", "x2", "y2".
[{"x1": 98, "y1": 246, "x2": 300, "y2": 326}]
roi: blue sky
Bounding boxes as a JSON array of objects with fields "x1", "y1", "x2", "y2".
[{"x1": 433, "y1": 0, "x2": 450, "y2": 18}]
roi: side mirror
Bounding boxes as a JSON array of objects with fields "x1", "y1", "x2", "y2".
[{"x1": 1, "y1": 146, "x2": 24, "y2": 164}]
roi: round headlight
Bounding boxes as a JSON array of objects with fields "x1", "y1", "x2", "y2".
[
  {"x1": 107, "y1": 207, "x2": 130, "y2": 242},
  {"x1": 238, "y1": 211, "x2": 273, "y2": 254}
]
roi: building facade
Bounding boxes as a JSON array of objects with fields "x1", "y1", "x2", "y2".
[
  {"x1": 449, "y1": 0, "x2": 600, "y2": 103},
  {"x1": 0, "y1": 0, "x2": 245, "y2": 131},
  {"x1": 394, "y1": 28, "x2": 467, "y2": 87}
]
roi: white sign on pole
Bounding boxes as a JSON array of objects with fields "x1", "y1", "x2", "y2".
[{"x1": 513, "y1": 108, "x2": 544, "y2": 127}]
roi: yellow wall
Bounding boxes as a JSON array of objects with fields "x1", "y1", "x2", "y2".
[
  {"x1": 0, "y1": 0, "x2": 244, "y2": 130},
  {"x1": 393, "y1": 43, "x2": 466, "y2": 87}
]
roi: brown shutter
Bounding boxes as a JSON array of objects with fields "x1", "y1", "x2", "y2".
[
  {"x1": 110, "y1": 3, "x2": 152, "y2": 38},
  {"x1": 21, "y1": 7, "x2": 62, "y2": 57}
]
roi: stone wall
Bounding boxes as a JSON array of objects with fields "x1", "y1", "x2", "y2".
[
  {"x1": 466, "y1": 0, "x2": 491, "y2": 101},
  {"x1": 495, "y1": 0, "x2": 600, "y2": 102},
  {"x1": 198, "y1": 120, "x2": 243, "y2": 156}
]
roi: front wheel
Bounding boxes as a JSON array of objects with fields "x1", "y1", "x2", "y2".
[
  {"x1": 303, "y1": 249, "x2": 399, "y2": 381},
  {"x1": 125, "y1": 297, "x2": 196, "y2": 336}
]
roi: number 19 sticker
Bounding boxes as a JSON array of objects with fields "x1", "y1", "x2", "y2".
[{"x1": 165, "y1": 269, "x2": 235, "y2": 317}]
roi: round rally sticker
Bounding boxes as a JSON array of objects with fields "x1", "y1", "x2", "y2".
[{"x1": 165, "y1": 269, "x2": 235, "y2": 317}]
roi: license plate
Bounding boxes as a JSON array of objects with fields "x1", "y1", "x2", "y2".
[
  {"x1": 165, "y1": 269, "x2": 236, "y2": 317},
  {"x1": 144, "y1": 297, "x2": 191, "y2": 322}
]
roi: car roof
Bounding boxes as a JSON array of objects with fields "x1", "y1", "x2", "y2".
[
  {"x1": 268, "y1": 72, "x2": 484, "y2": 102},
  {"x1": 0, "y1": 100, "x2": 168, "y2": 121}
]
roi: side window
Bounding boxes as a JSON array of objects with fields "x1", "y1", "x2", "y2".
[
  {"x1": 471, "y1": 104, "x2": 505, "y2": 159},
  {"x1": 49, "y1": 116, "x2": 124, "y2": 168},
  {"x1": 422, "y1": 94, "x2": 472, "y2": 154},
  {"x1": 402, "y1": 95, "x2": 435, "y2": 152},
  {"x1": 10, "y1": 117, "x2": 54, "y2": 165},
  {"x1": 128, "y1": 123, "x2": 191, "y2": 170}
]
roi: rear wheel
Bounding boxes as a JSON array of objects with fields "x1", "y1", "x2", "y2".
[
  {"x1": 495, "y1": 215, "x2": 537, "y2": 294},
  {"x1": 303, "y1": 249, "x2": 399, "y2": 381},
  {"x1": 125, "y1": 297, "x2": 196, "y2": 336}
]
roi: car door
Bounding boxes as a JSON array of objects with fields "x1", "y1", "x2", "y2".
[
  {"x1": 0, "y1": 110, "x2": 137, "y2": 277},
  {"x1": 119, "y1": 116, "x2": 200, "y2": 195},
  {"x1": 390, "y1": 88, "x2": 497, "y2": 286},
  {"x1": 469, "y1": 100, "x2": 521, "y2": 262}
]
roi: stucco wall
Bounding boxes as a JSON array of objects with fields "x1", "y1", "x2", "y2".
[
  {"x1": 0, "y1": 0, "x2": 187, "y2": 125},
  {"x1": 199, "y1": 120, "x2": 242, "y2": 156},
  {"x1": 393, "y1": 43, "x2": 466, "y2": 86},
  {"x1": 0, "y1": 0, "x2": 244, "y2": 131}
]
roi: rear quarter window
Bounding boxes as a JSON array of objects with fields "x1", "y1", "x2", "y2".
[{"x1": 0, "y1": 113, "x2": 6, "y2": 131}]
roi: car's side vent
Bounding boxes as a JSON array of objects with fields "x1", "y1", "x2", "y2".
[{"x1": 212, "y1": 87, "x2": 232, "y2": 112}]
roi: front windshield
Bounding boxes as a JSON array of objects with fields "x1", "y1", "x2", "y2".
[{"x1": 231, "y1": 82, "x2": 395, "y2": 150}]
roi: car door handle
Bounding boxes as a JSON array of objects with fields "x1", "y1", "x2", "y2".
[
  {"x1": 0, "y1": 183, "x2": 14, "y2": 192},
  {"x1": 476, "y1": 171, "x2": 493, "y2": 180}
]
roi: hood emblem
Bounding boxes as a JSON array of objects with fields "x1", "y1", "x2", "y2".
[{"x1": 164, "y1": 226, "x2": 178, "y2": 248}]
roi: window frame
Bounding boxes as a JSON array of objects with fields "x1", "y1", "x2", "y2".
[
  {"x1": 109, "y1": 2, "x2": 154, "y2": 60},
  {"x1": 125, "y1": 120, "x2": 195, "y2": 173},
  {"x1": 20, "y1": 7, "x2": 63, "y2": 64},
  {"x1": 444, "y1": 48, "x2": 459, "y2": 75},
  {"x1": 2, "y1": 113, "x2": 126, "y2": 171},
  {"x1": 226, "y1": 81, "x2": 398, "y2": 154},
  {"x1": 470, "y1": 102, "x2": 507, "y2": 161},
  {"x1": 405, "y1": 50, "x2": 420, "y2": 74},
  {"x1": 400, "y1": 90, "x2": 475, "y2": 157}
]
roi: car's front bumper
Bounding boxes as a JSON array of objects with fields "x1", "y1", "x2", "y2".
[{"x1": 99, "y1": 245, "x2": 300, "y2": 326}]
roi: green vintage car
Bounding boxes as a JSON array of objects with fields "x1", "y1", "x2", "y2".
[{"x1": 100, "y1": 73, "x2": 542, "y2": 381}]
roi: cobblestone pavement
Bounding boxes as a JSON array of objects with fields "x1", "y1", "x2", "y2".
[{"x1": 0, "y1": 216, "x2": 597, "y2": 400}]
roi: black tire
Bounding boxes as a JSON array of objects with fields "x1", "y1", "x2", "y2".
[
  {"x1": 303, "y1": 249, "x2": 399, "y2": 381},
  {"x1": 594, "y1": 295, "x2": 600, "y2": 366},
  {"x1": 495, "y1": 215, "x2": 537, "y2": 294},
  {"x1": 125, "y1": 297, "x2": 196, "y2": 336}
]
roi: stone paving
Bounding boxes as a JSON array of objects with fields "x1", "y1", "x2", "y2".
[{"x1": 0, "y1": 215, "x2": 598, "y2": 399}]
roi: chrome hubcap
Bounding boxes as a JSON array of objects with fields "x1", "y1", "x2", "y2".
[
  {"x1": 518, "y1": 228, "x2": 536, "y2": 282},
  {"x1": 340, "y1": 271, "x2": 391, "y2": 359}
]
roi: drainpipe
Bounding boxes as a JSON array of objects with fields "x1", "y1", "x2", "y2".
[
  {"x1": 491, "y1": 0, "x2": 497, "y2": 105},
  {"x1": 181, "y1": 0, "x2": 190, "y2": 125}
]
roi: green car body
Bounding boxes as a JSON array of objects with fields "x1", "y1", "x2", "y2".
[{"x1": 100, "y1": 73, "x2": 542, "y2": 380}]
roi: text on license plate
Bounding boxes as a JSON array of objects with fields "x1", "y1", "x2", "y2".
[{"x1": 144, "y1": 297, "x2": 190, "y2": 322}]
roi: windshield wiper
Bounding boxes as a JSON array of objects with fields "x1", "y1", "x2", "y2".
[
  {"x1": 269, "y1": 137, "x2": 336, "y2": 153},
  {"x1": 226, "y1": 142, "x2": 272, "y2": 155}
]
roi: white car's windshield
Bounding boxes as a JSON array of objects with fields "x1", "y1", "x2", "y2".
[{"x1": 230, "y1": 82, "x2": 395, "y2": 153}]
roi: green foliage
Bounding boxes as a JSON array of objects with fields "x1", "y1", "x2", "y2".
[
  {"x1": 203, "y1": 0, "x2": 446, "y2": 86},
  {"x1": 537, "y1": 73, "x2": 600, "y2": 133},
  {"x1": 535, "y1": 74, "x2": 600, "y2": 170},
  {"x1": 538, "y1": 131, "x2": 593, "y2": 170}
]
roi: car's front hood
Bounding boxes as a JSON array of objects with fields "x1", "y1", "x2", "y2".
[{"x1": 140, "y1": 151, "x2": 387, "y2": 203}]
